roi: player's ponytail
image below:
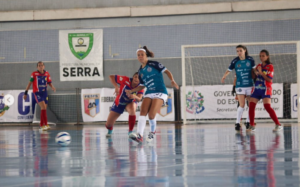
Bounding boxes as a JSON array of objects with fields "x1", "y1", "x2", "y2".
[
  {"x1": 236, "y1": 45, "x2": 249, "y2": 57},
  {"x1": 260, "y1": 49, "x2": 271, "y2": 64},
  {"x1": 143, "y1": 46, "x2": 154, "y2": 58}
]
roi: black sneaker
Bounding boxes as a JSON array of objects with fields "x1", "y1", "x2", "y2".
[
  {"x1": 244, "y1": 122, "x2": 250, "y2": 130},
  {"x1": 235, "y1": 123, "x2": 241, "y2": 132}
]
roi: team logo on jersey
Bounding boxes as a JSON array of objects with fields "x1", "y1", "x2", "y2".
[
  {"x1": 140, "y1": 73, "x2": 144, "y2": 78},
  {"x1": 147, "y1": 67, "x2": 152, "y2": 72},
  {"x1": 186, "y1": 90, "x2": 205, "y2": 114},
  {"x1": 246, "y1": 62, "x2": 250, "y2": 67},
  {"x1": 68, "y1": 33, "x2": 94, "y2": 60},
  {"x1": 84, "y1": 94, "x2": 100, "y2": 117},
  {"x1": 158, "y1": 93, "x2": 173, "y2": 117},
  {"x1": 0, "y1": 94, "x2": 10, "y2": 117},
  {"x1": 237, "y1": 64, "x2": 241, "y2": 68}
]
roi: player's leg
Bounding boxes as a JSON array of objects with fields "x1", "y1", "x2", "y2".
[
  {"x1": 248, "y1": 97, "x2": 259, "y2": 132},
  {"x1": 244, "y1": 88, "x2": 253, "y2": 129},
  {"x1": 34, "y1": 92, "x2": 47, "y2": 131},
  {"x1": 43, "y1": 92, "x2": 50, "y2": 130},
  {"x1": 106, "y1": 102, "x2": 122, "y2": 137},
  {"x1": 146, "y1": 97, "x2": 164, "y2": 142},
  {"x1": 262, "y1": 97, "x2": 282, "y2": 132},
  {"x1": 129, "y1": 97, "x2": 152, "y2": 143},
  {"x1": 125, "y1": 102, "x2": 137, "y2": 134},
  {"x1": 236, "y1": 93, "x2": 246, "y2": 132}
]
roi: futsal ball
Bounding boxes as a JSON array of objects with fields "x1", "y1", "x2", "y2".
[{"x1": 55, "y1": 132, "x2": 71, "y2": 146}]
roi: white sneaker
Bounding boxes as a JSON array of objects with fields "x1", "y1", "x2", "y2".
[
  {"x1": 40, "y1": 126, "x2": 48, "y2": 131},
  {"x1": 146, "y1": 132, "x2": 155, "y2": 143},
  {"x1": 46, "y1": 124, "x2": 51, "y2": 130},
  {"x1": 273, "y1": 124, "x2": 283, "y2": 132}
]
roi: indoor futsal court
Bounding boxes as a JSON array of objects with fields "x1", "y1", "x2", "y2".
[
  {"x1": 0, "y1": 123, "x2": 299, "y2": 186},
  {"x1": 1, "y1": 0, "x2": 300, "y2": 187}
]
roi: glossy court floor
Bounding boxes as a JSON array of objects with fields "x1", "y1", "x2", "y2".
[{"x1": 0, "y1": 123, "x2": 299, "y2": 187}]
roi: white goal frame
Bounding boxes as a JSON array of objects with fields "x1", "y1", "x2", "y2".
[{"x1": 181, "y1": 41, "x2": 300, "y2": 124}]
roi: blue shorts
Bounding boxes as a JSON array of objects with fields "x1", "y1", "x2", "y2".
[
  {"x1": 34, "y1": 91, "x2": 48, "y2": 104},
  {"x1": 110, "y1": 102, "x2": 127, "y2": 114},
  {"x1": 251, "y1": 88, "x2": 271, "y2": 100}
]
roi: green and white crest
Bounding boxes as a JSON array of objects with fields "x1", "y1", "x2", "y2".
[{"x1": 68, "y1": 33, "x2": 94, "y2": 60}]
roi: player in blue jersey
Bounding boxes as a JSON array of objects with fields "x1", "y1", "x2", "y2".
[
  {"x1": 221, "y1": 45, "x2": 256, "y2": 132},
  {"x1": 105, "y1": 72, "x2": 144, "y2": 137},
  {"x1": 126, "y1": 46, "x2": 179, "y2": 143}
]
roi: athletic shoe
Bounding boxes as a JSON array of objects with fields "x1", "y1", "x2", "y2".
[
  {"x1": 40, "y1": 125, "x2": 48, "y2": 131},
  {"x1": 273, "y1": 124, "x2": 283, "y2": 132},
  {"x1": 247, "y1": 125, "x2": 256, "y2": 132},
  {"x1": 46, "y1": 124, "x2": 51, "y2": 130},
  {"x1": 129, "y1": 133, "x2": 143, "y2": 143},
  {"x1": 235, "y1": 123, "x2": 241, "y2": 132},
  {"x1": 106, "y1": 129, "x2": 113, "y2": 137},
  {"x1": 244, "y1": 122, "x2": 250, "y2": 130},
  {"x1": 146, "y1": 132, "x2": 156, "y2": 143}
]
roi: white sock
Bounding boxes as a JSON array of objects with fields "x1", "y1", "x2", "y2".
[
  {"x1": 149, "y1": 117, "x2": 157, "y2": 133},
  {"x1": 236, "y1": 107, "x2": 244, "y2": 123},
  {"x1": 137, "y1": 116, "x2": 147, "y2": 136}
]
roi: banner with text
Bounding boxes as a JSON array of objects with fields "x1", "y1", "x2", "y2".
[
  {"x1": 0, "y1": 90, "x2": 37, "y2": 122},
  {"x1": 81, "y1": 88, "x2": 175, "y2": 122},
  {"x1": 181, "y1": 84, "x2": 283, "y2": 119},
  {"x1": 291, "y1": 84, "x2": 297, "y2": 118},
  {"x1": 59, "y1": 29, "x2": 103, "y2": 81}
]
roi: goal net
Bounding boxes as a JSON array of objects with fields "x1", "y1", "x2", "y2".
[{"x1": 181, "y1": 41, "x2": 300, "y2": 124}]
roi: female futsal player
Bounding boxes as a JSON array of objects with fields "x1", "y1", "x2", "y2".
[
  {"x1": 105, "y1": 72, "x2": 144, "y2": 137},
  {"x1": 23, "y1": 61, "x2": 56, "y2": 131},
  {"x1": 126, "y1": 46, "x2": 179, "y2": 143},
  {"x1": 248, "y1": 49, "x2": 282, "y2": 132},
  {"x1": 221, "y1": 45, "x2": 256, "y2": 132}
]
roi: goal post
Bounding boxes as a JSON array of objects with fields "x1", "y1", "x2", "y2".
[{"x1": 181, "y1": 41, "x2": 300, "y2": 124}]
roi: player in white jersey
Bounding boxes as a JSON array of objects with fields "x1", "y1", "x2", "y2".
[
  {"x1": 126, "y1": 46, "x2": 179, "y2": 143},
  {"x1": 221, "y1": 45, "x2": 256, "y2": 132}
]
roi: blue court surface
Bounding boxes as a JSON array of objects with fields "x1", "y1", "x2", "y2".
[{"x1": 0, "y1": 123, "x2": 299, "y2": 187}]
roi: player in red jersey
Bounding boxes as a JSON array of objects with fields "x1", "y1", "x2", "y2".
[
  {"x1": 23, "y1": 61, "x2": 56, "y2": 131},
  {"x1": 105, "y1": 72, "x2": 144, "y2": 137},
  {"x1": 248, "y1": 50, "x2": 282, "y2": 132}
]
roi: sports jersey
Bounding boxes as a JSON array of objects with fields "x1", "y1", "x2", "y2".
[
  {"x1": 138, "y1": 60, "x2": 168, "y2": 95},
  {"x1": 114, "y1": 75, "x2": 144, "y2": 106},
  {"x1": 30, "y1": 70, "x2": 52, "y2": 93},
  {"x1": 228, "y1": 56, "x2": 255, "y2": 88},
  {"x1": 253, "y1": 63, "x2": 274, "y2": 95}
]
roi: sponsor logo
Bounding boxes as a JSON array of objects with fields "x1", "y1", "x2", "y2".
[
  {"x1": 119, "y1": 77, "x2": 123, "y2": 81},
  {"x1": 158, "y1": 63, "x2": 164, "y2": 69},
  {"x1": 158, "y1": 93, "x2": 173, "y2": 117},
  {"x1": 84, "y1": 94, "x2": 100, "y2": 117},
  {"x1": 186, "y1": 90, "x2": 205, "y2": 114},
  {"x1": 68, "y1": 33, "x2": 94, "y2": 60}
]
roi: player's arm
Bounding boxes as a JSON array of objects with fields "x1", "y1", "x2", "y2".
[
  {"x1": 164, "y1": 69, "x2": 179, "y2": 89},
  {"x1": 109, "y1": 75, "x2": 120, "y2": 95},
  {"x1": 129, "y1": 92, "x2": 144, "y2": 102},
  {"x1": 23, "y1": 81, "x2": 32, "y2": 100},
  {"x1": 221, "y1": 70, "x2": 231, "y2": 83},
  {"x1": 126, "y1": 86, "x2": 145, "y2": 95},
  {"x1": 232, "y1": 75, "x2": 236, "y2": 96},
  {"x1": 257, "y1": 66, "x2": 272, "y2": 82},
  {"x1": 48, "y1": 83, "x2": 56, "y2": 92},
  {"x1": 47, "y1": 74, "x2": 56, "y2": 92}
]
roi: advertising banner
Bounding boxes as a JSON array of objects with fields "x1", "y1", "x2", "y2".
[
  {"x1": 0, "y1": 90, "x2": 37, "y2": 122},
  {"x1": 81, "y1": 88, "x2": 175, "y2": 122},
  {"x1": 181, "y1": 84, "x2": 283, "y2": 119},
  {"x1": 59, "y1": 29, "x2": 103, "y2": 81}
]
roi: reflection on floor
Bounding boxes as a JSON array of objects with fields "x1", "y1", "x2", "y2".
[{"x1": 0, "y1": 123, "x2": 299, "y2": 187}]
